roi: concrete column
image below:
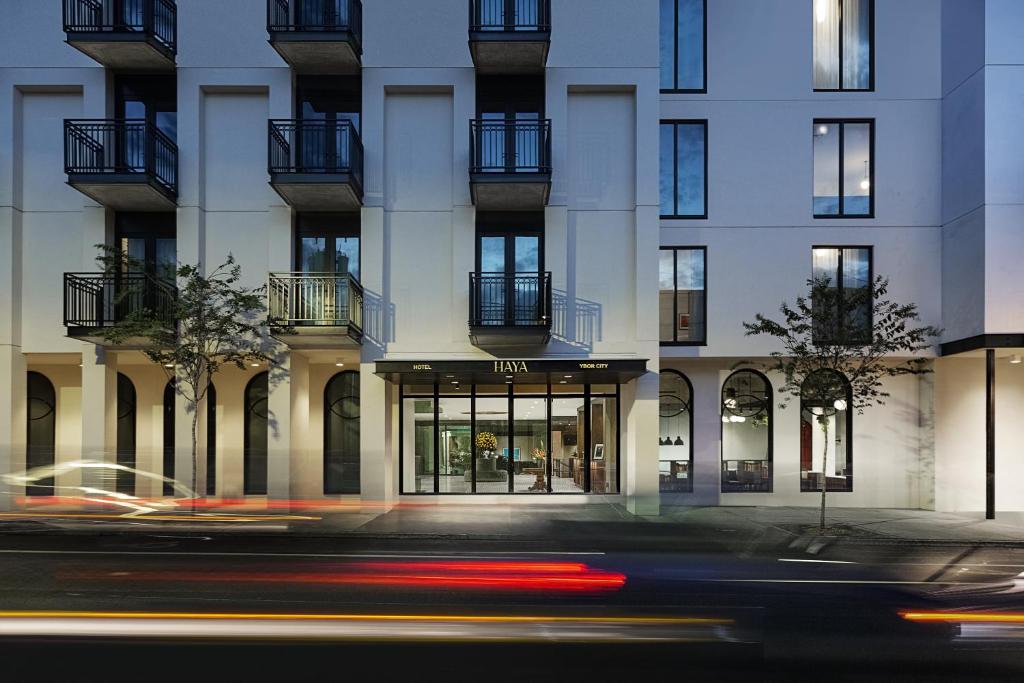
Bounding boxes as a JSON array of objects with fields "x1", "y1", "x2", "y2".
[
  {"x1": 267, "y1": 352, "x2": 294, "y2": 501},
  {"x1": 689, "y1": 364, "x2": 723, "y2": 506},
  {"x1": 360, "y1": 368, "x2": 395, "y2": 510},
  {"x1": 0, "y1": 347, "x2": 27, "y2": 511},
  {"x1": 917, "y1": 362, "x2": 936, "y2": 511},
  {"x1": 625, "y1": 368, "x2": 660, "y2": 515},
  {"x1": 80, "y1": 346, "x2": 116, "y2": 462}
]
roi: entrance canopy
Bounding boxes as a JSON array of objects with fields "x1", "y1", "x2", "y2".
[{"x1": 374, "y1": 359, "x2": 649, "y2": 386}]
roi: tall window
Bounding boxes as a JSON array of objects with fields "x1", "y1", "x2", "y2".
[
  {"x1": 296, "y1": 213, "x2": 359, "y2": 281},
  {"x1": 659, "y1": 370, "x2": 693, "y2": 493},
  {"x1": 813, "y1": 119, "x2": 873, "y2": 218},
  {"x1": 244, "y1": 372, "x2": 269, "y2": 496},
  {"x1": 325, "y1": 371, "x2": 360, "y2": 495},
  {"x1": 163, "y1": 379, "x2": 175, "y2": 495},
  {"x1": 721, "y1": 370, "x2": 772, "y2": 493},
  {"x1": 659, "y1": 247, "x2": 706, "y2": 344},
  {"x1": 660, "y1": 121, "x2": 707, "y2": 218},
  {"x1": 206, "y1": 383, "x2": 217, "y2": 497},
  {"x1": 26, "y1": 372, "x2": 56, "y2": 497},
  {"x1": 813, "y1": 0, "x2": 873, "y2": 91},
  {"x1": 116, "y1": 373, "x2": 137, "y2": 496},
  {"x1": 811, "y1": 247, "x2": 872, "y2": 344},
  {"x1": 476, "y1": 213, "x2": 544, "y2": 327},
  {"x1": 660, "y1": 0, "x2": 706, "y2": 92},
  {"x1": 800, "y1": 369, "x2": 853, "y2": 492}
]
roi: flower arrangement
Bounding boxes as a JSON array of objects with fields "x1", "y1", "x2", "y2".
[
  {"x1": 531, "y1": 447, "x2": 546, "y2": 460},
  {"x1": 475, "y1": 431, "x2": 497, "y2": 451}
]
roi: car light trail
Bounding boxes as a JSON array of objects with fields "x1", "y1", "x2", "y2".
[{"x1": 900, "y1": 612, "x2": 1024, "y2": 624}]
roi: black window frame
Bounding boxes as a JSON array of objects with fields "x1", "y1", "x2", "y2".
[
  {"x1": 811, "y1": 245, "x2": 874, "y2": 346},
  {"x1": 475, "y1": 212, "x2": 545, "y2": 275},
  {"x1": 812, "y1": 0, "x2": 875, "y2": 93},
  {"x1": 659, "y1": 245, "x2": 707, "y2": 346},
  {"x1": 324, "y1": 369, "x2": 361, "y2": 495},
  {"x1": 799, "y1": 369, "x2": 854, "y2": 493},
  {"x1": 720, "y1": 369, "x2": 773, "y2": 494},
  {"x1": 294, "y1": 212, "x2": 361, "y2": 278},
  {"x1": 812, "y1": 118, "x2": 875, "y2": 219},
  {"x1": 660, "y1": 119, "x2": 708, "y2": 220},
  {"x1": 659, "y1": 369, "x2": 694, "y2": 493},
  {"x1": 660, "y1": 0, "x2": 708, "y2": 94}
]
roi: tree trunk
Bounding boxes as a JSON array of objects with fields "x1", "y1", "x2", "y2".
[
  {"x1": 190, "y1": 407, "x2": 198, "y2": 514},
  {"x1": 819, "y1": 417, "x2": 829, "y2": 533}
]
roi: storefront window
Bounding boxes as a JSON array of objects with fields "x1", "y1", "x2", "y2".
[
  {"x1": 514, "y1": 396, "x2": 548, "y2": 493},
  {"x1": 551, "y1": 397, "x2": 583, "y2": 493},
  {"x1": 800, "y1": 369, "x2": 852, "y2": 492},
  {"x1": 475, "y1": 395, "x2": 509, "y2": 493},
  {"x1": 402, "y1": 396, "x2": 434, "y2": 493},
  {"x1": 438, "y1": 391, "x2": 472, "y2": 494},
  {"x1": 721, "y1": 370, "x2": 772, "y2": 492},
  {"x1": 659, "y1": 370, "x2": 693, "y2": 493},
  {"x1": 590, "y1": 395, "x2": 618, "y2": 494}
]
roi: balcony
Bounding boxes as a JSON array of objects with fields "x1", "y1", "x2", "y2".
[
  {"x1": 470, "y1": 119, "x2": 551, "y2": 210},
  {"x1": 64, "y1": 119, "x2": 178, "y2": 210},
  {"x1": 267, "y1": 0, "x2": 362, "y2": 73},
  {"x1": 62, "y1": 0, "x2": 176, "y2": 70},
  {"x1": 469, "y1": 0, "x2": 550, "y2": 73},
  {"x1": 268, "y1": 272, "x2": 364, "y2": 348},
  {"x1": 469, "y1": 272, "x2": 552, "y2": 347},
  {"x1": 269, "y1": 119, "x2": 363, "y2": 210},
  {"x1": 64, "y1": 272, "x2": 176, "y2": 347}
]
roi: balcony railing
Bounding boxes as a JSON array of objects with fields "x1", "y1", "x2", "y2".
[
  {"x1": 269, "y1": 119, "x2": 363, "y2": 182},
  {"x1": 64, "y1": 272, "x2": 177, "y2": 331},
  {"x1": 470, "y1": 0, "x2": 550, "y2": 32},
  {"x1": 64, "y1": 119, "x2": 178, "y2": 196},
  {"x1": 469, "y1": 272, "x2": 552, "y2": 328},
  {"x1": 63, "y1": 0, "x2": 177, "y2": 54},
  {"x1": 268, "y1": 0, "x2": 362, "y2": 42},
  {"x1": 470, "y1": 119, "x2": 551, "y2": 174},
  {"x1": 268, "y1": 272, "x2": 364, "y2": 339}
]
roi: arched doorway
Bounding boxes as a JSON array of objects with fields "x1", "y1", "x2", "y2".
[
  {"x1": 659, "y1": 370, "x2": 693, "y2": 493},
  {"x1": 324, "y1": 371, "x2": 360, "y2": 494},
  {"x1": 163, "y1": 379, "x2": 174, "y2": 495},
  {"x1": 721, "y1": 369, "x2": 772, "y2": 492},
  {"x1": 244, "y1": 372, "x2": 269, "y2": 495},
  {"x1": 26, "y1": 372, "x2": 56, "y2": 497},
  {"x1": 116, "y1": 373, "x2": 137, "y2": 495},
  {"x1": 206, "y1": 382, "x2": 217, "y2": 496}
]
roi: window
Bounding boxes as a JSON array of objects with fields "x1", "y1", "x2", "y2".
[
  {"x1": 325, "y1": 371, "x2": 360, "y2": 495},
  {"x1": 660, "y1": 370, "x2": 693, "y2": 493},
  {"x1": 26, "y1": 372, "x2": 56, "y2": 497},
  {"x1": 800, "y1": 369, "x2": 852, "y2": 492},
  {"x1": 659, "y1": 247, "x2": 706, "y2": 344},
  {"x1": 116, "y1": 373, "x2": 137, "y2": 496},
  {"x1": 660, "y1": 121, "x2": 707, "y2": 218},
  {"x1": 721, "y1": 370, "x2": 772, "y2": 492},
  {"x1": 813, "y1": 119, "x2": 873, "y2": 218},
  {"x1": 244, "y1": 372, "x2": 269, "y2": 496},
  {"x1": 475, "y1": 213, "x2": 544, "y2": 327},
  {"x1": 660, "y1": 0, "x2": 706, "y2": 92},
  {"x1": 811, "y1": 247, "x2": 872, "y2": 344},
  {"x1": 206, "y1": 383, "x2": 217, "y2": 497},
  {"x1": 813, "y1": 0, "x2": 873, "y2": 91},
  {"x1": 296, "y1": 213, "x2": 360, "y2": 281},
  {"x1": 163, "y1": 379, "x2": 175, "y2": 496},
  {"x1": 116, "y1": 213, "x2": 176, "y2": 282}
]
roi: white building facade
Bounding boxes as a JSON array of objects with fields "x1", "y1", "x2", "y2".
[{"x1": 0, "y1": 0, "x2": 1021, "y2": 515}]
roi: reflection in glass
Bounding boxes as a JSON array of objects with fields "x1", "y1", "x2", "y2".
[
  {"x1": 513, "y1": 397, "x2": 547, "y2": 493},
  {"x1": 659, "y1": 248, "x2": 706, "y2": 344},
  {"x1": 243, "y1": 372, "x2": 268, "y2": 496},
  {"x1": 800, "y1": 370, "x2": 852, "y2": 492},
  {"x1": 843, "y1": 123, "x2": 871, "y2": 216},
  {"x1": 475, "y1": 396, "x2": 509, "y2": 493},
  {"x1": 590, "y1": 396, "x2": 617, "y2": 493},
  {"x1": 660, "y1": 0, "x2": 705, "y2": 91},
  {"x1": 26, "y1": 372, "x2": 56, "y2": 497},
  {"x1": 660, "y1": 371, "x2": 692, "y2": 492},
  {"x1": 438, "y1": 395, "x2": 471, "y2": 493},
  {"x1": 325, "y1": 372, "x2": 360, "y2": 494},
  {"x1": 551, "y1": 397, "x2": 584, "y2": 493},
  {"x1": 721, "y1": 370, "x2": 771, "y2": 492},
  {"x1": 658, "y1": 250, "x2": 675, "y2": 341},
  {"x1": 116, "y1": 373, "x2": 137, "y2": 496},
  {"x1": 813, "y1": 122, "x2": 840, "y2": 215},
  {"x1": 660, "y1": 121, "x2": 706, "y2": 217},
  {"x1": 402, "y1": 396, "x2": 434, "y2": 493},
  {"x1": 813, "y1": 0, "x2": 872, "y2": 90},
  {"x1": 812, "y1": 247, "x2": 872, "y2": 343}
]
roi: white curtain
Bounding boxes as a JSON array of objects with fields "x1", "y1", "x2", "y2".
[{"x1": 813, "y1": 0, "x2": 840, "y2": 89}]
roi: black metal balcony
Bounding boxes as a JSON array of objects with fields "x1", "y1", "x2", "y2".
[
  {"x1": 470, "y1": 118, "x2": 551, "y2": 210},
  {"x1": 269, "y1": 119, "x2": 364, "y2": 210},
  {"x1": 64, "y1": 272, "x2": 176, "y2": 347},
  {"x1": 64, "y1": 119, "x2": 178, "y2": 210},
  {"x1": 267, "y1": 0, "x2": 362, "y2": 73},
  {"x1": 469, "y1": 0, "x2": 550, "y2": 73},
  {"x1": 268, "y1": 272, "x2": 364, "y2": 347},
  {"x1": 63, "y1": 0, "x2": 176, "y2": 70},
  {"x1": 469, "y1": 272, "x2": 552, "y2": 347}
]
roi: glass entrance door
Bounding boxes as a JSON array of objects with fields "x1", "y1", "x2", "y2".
[
  {"x1": 295, "y1": 214, "x2": 360, "y2": 327},
  {"x1": 478, "y1": 232, "x2": 541, "y2": 325}
]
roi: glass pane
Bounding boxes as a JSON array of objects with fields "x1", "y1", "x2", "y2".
[
  {"x1": 438, "y1": 396, "x2": 471, "y2": 493},
  {"x1": 300, "y1": 237, "x2": 330, "y2": 272},
  {"x1": 513, "y1": 397, "x2": 548, "y2": 493},
  {"x1": 551, "y1": 397, "x2": 584, "y2": 492},
  {"x1": 243, "y1": 373, "x2": 268, "y2": 495},
  {"x1": 800, "y1": 371, "x2": 851, "y2": 492},
  {"x1": 842, "y1": 0, "x2": 871, "y2": 89},
  {"x1": 813, "y1": 123, "x2": 839, "y2": 215},
  {"x1": 721, "y1": 371, "x2": 771, "y2": 492},
  {"x1": 337, "y1": 236, "x2": 359, "y2": 280},
  {"x1": 514, "y1": 111, "x2": 540, "y2": 172},
  {"x1": 813, "y1": 0, "x2": 840, "y2": 89},
  {"x1": 514, "y1": 235, "x2": 539, "y2": 273},
  {"x1": 659, "y1": 124, "x2": 674, "y2": 215},
  {"x1": 590, "y1": 397, "x2": 617, "y2": 493},
  {"x1": 659, "y1": 372, "x2": 691, "y2": 492},
  {"x1": 843, "y1": 247, "x2": 872, "y2": 338},
  {"x1": 120, "y1": 237, "x2": 146, "y2": 273},
  {"x1": 676, "y1": 249, "x2": 705, "y2": 342},
  {"x1": 402, "y1": 397, "x2": 434, "y2": 493},
  {"x1": 811, "y1": 247, "x2": 840, "y2": 341},
  {"x1": 116, "y1": 373, "x2": 137, "y2": 496},
  {"x1": 155, "y1": 238, "x2": 176, "y2": 282},
  {"x1": 676, "y1": 123, "x2": 705, "y2": 216},
  {"x1": 325, "y1": 372, "x2": 360, "y2": 495},
  {"x1": 677, "y1": 0, "x2": 705, "y2": 90},
  {"x1": 843, "y1": 123, "x2": 872, "y2": 215},
  {"x1": 659, "y1": 0, "x2": 675, "y2": 89},
  {"x1": 480, "y1": 236, "x2": 506, "y2": 273},
  {"x1": 26, "y1": 372, "x2": 56, "y2": 497},
  {"x1": 479, "y1": 111, "x2": 506, "y2": 171},
  {"x1": 156, "y1": 111, "x2": 177, "y2": 141},
  {"x1": 659, "y1": 250, "x2": 675, "y2": 342},
  {"x1": 475, "y1": 396, "x2": 509, "y2": 493}
]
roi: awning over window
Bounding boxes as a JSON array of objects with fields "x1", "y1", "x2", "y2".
[{"x1": 374, "y1": 359, "x2": 649, "y2": 386}]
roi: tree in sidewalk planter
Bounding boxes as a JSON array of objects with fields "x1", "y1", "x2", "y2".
[
  {"x1": 743, "y1": 275, "x2": 940, "y2": 533},
  {"x1": 95, "y1": 247, "x2": 272, "y2": 507}
]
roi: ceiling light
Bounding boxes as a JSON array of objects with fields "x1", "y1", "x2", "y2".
[
  {"x1": 834, "y1": 399, "x2": 848, "y2": 411},
  {"x1": 335, "y1": 359, "x2": 345, "y2": 367},
  {"x1": 164, "y1": 363, "x2": 174, "y2": 368},
  {"x1": 1011, "y1": 355, "x2": 1022, "y2": 365},
  {"x1": 564, "y1": 375, "x2": 572, "y2": 379},
  {"x1": 250, "y1": 363, "x2": 260, "y2": 368},
  {"x1": 559, "y1": 380, "x2": 567, "y2": 384}
]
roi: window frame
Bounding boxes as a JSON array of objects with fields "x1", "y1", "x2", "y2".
[
  {"x1": 812, "y1": 0, "x2": 876, "y2": 93},
  {"x1": 799, "y1": 369, "x2": 854, "y2": 493},
  {"x1": 659, "y1": 369, "x2": 695, "y2": 493},
  {"x1": 720, "y1": 369, "x2": 774, "y2": 494},
  {"x1": 660, "y1": 120, "x2": 709, "y2": 219},
  {"x1": 812, "y1": 118, "x2": 875, "y2": 219},
  {"x1": 661, "y1": 0, "x2": 708, "y2": 94},
  {"x1": 324, "y1": 370, "x2": 361, "y2": 496},
  {"x1": 659, "y1": 245, "x2": 708, "y2": 347},
  {"x1": 811, "y1": 244, "x2": 874, "y2": 345}
]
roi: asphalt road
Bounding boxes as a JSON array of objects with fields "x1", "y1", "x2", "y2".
[{"x1": 0, "y1": 530, "x2": 1022, "y2": 681}]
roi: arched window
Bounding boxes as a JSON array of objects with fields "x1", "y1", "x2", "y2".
[
  {"x1": 800, "y1": 369, "x2": 852, "y2": 492},
  {"x1": 659, "y1": 370, "x2": 693, "y2": 493},
  {"x1": 324, "y1": 371, "x2": 360, "y2": 494},
  {"x1": 116, "y1": 373, "x2": 137, "y2": 495},
  {"x1": 163, "y1": 379, "x2": 175, "y2": 495},
  {"x1": 26, "y1": 372, "x2": 56, "y2": 497},
  {"x1": 244, "y1": 372, "x2": 269, "y2": 495},
  {"x1": 206, "y1": 382, "x2": 217, "y2": 496},
  {"x1": 721, "y1": 370, "x2": 772, "y2": 492}
]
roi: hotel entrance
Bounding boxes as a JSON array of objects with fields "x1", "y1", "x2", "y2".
[{"x1": 375, "y1": 360, "x2": 647, "y2": 495}]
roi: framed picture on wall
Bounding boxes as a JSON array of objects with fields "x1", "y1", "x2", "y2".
[{"x1": 593, "y1": 444, "x2": 605, "y2": 461}]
